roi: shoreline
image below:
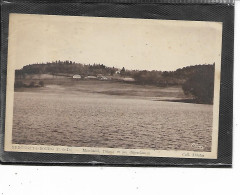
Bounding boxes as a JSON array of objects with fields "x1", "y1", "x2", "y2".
[{"x1": 14, "y1": 81, "x2": 212, "y2": 105}]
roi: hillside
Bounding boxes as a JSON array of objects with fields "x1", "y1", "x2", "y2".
[
  {"x1": 15, "y1": 61, "x2": 214, "y2": 83},
  {"x1": 15, "y1": 61, "x2": 117, "y2": 78},
  {"x1": 15, "y1": 61, "x2": 215, "y2": 104}
]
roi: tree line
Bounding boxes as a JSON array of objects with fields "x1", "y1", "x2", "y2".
[
  {"x1": 15, "y1": 61, "x2": 215, "y2": 104},
  {"x1": 15, "y1": 61, "x2": 118, "y2": 77}
]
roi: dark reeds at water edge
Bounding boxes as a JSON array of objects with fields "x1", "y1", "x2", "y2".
[{"x1": 155, "y1": 99, "x2": 213, "y2": 105}]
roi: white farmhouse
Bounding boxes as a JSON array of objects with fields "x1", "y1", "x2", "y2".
[
  {"x1": 123, "y1": 77, "x2": 135, "y2": 82},
  {"x1": 85, "y1": 76, "x2": 97, "y2": 79},
  {"x1": 72, "y1": 74, "x2": 81, "y2": 79}
]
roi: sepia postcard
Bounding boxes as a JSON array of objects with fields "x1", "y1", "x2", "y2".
[{"x1": 4, "y1": 13, "x2": 223, "y2": 159}]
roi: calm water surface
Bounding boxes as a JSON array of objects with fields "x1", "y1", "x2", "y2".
[{"x1": 12, "y1": 90, "x2": 213, "y2": 152}]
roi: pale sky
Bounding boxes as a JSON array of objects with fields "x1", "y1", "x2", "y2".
[{"x1": 8, "y1": 14, "x2": 222, "y2": 71}]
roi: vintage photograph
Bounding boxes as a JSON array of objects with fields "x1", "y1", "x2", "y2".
[{"x1": 4, "y1": 14, "x2": 222, "y2": 158}]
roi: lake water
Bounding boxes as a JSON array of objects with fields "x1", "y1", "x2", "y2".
[{"x1": 12, "y1": 88, "x2": 213, "y2": 152}]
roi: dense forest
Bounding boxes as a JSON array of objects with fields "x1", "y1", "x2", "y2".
[
  {"x1": 15, "y1": 61, "x2": 215, "y2": 104},
  {"x1": 15, "y1": 61, "x2": 118, "y2": 77}
]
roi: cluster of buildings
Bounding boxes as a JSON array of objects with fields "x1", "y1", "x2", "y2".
[
  {"x1": 72, "y1": 73, "x2": 135, "y2": 82},
  {"x1": 72, "y1": 74, "x2": 109, "y2": 80}
]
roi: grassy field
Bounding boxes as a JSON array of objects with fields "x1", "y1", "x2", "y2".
[{"x1": 15, "y1": 77, "x2": 189, "y2": 101}]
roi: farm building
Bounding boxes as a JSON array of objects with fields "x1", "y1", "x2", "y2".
[
  {"x1": 123, "y1": 78, "x2": 135, "y2": 82},
  {"x1": 72, "y1": 75, "x2": 81, "y2": 79},
  {"x1": 85, "y1": 76, "x2": 97, "y2": 79}
]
